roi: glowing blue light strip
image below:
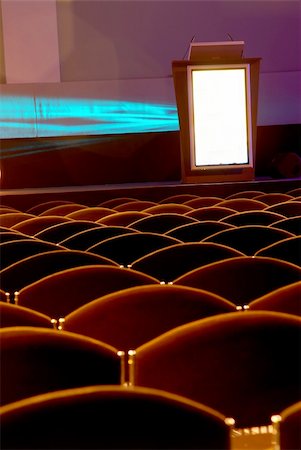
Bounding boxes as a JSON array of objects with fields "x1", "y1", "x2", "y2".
[{"x1": 0, "y1": 95, "x2": 179, "y2": 140}]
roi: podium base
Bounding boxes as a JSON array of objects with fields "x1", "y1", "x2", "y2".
[{"x1": 181, "y1": 168, "x2": 255, "y2": 184}]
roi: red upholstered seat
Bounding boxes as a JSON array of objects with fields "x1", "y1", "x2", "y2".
[
  {"x1": 34, "y1": 220, "x2": 101, "y2": 243},
  {"x1": 62, "y1": 284, "x2": 236, "y2": 351},
  {"x1": 270, "y1": 215, "x2": 301, "y2": 235},
  {"x1": 166, "y1": 220, "x2": 235, "y2": 242},
  {"x1": 255, "y1": 235, "x2": 301, "y2": 266},
  {"x1": 0, "y1": 302, "x2": 53, "y2": 328},
  {"x1": 129, "y1": 213, "x2": 198, "y2": 233},
  {"x1": 132, "y1": 311, "x2": 301, "y2": 428},
  {"x1": 131, "y1": 242, "x2": 244, "y2": 282},
  {"x1": 60, "y1": 225, "x2": 139, "y2": 250},
  {"x1": 15, "y1": 265, "x2": 159, "y2": 318},
  {"x1": 265, "y1": 200, "x2": 301, "y2": 217},
  {"x1": 0, "y1": 249, "x2": 118, "y2": 294},
  {"x1": 87, "y1": 232, "x2": 181, "y2": 266},
  {"x1": 12, "y1": 215, "x2": 72, "y2": 235},
  {"x1": 173, "y1": 256, "x2": 301, "y2": 305},
  {"x1": 248, "y1": 281, "x2": 301, "y2": 316},
  {"x1": 202, "y1": 224, "x2": 293, "y2": 255},
  {"x1": 0, "y1": 239, "x2": 63, "y2": 271},
  {"x1": 215, "y1": 198, "x2": 267, "y2": 212},
  {"x1": 0, "y1": 326, "x2": 122, "y2": 406},
  {"x1": 0, "y1": 385, "x2": 232, "y2": 450},
  {"x1": 26, "y1": 200, "x2": 76, "y2": 215}
]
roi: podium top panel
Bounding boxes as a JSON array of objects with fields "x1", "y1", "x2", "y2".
[{"x1": 188, "y1": 41, "x2": 244, "y2": 62}]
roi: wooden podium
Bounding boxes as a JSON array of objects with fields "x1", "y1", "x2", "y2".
[{"x1": 172, "y1": 56, "x2": 261, "y2": 183}]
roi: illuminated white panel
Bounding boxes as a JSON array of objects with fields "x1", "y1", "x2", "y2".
[{"x1": 189, "y1": 66, "x2": 252, "y2": 169}]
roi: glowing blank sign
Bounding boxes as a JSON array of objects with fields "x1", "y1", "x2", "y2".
[{"x1": 188, "y1": 66, "x2": 252, "y2": 169}]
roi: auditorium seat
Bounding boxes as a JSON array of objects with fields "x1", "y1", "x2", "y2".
[
  {"x1": 38, "y1": 203, "x2": 87, "y2": 216},
  {"x1": 14, "y1": 265, "x2": 160, "y2": 318},
  {"x1": 0, "y1": 326, "x2": 123, "y2": 405},
  {"x1": 0, "y1": 239, "x2": 63, "y2": 271},
  {"x1": 184, "y1": 196, "x2": 223, "y2": 208},
  {"x1": 166, "y1": 220, "x2": 236, "y2": 242},
  {"x1": 264, "y1": 200, "x2": 301, "y2": 217},
  {"x1": 131, "y1": 311, "x2": 301, "y2": 429},
  {"x1": 272, "y1": 401, "x2": 301, "y2": 450},
  {"x1": 97, "y1": 210, "x2": 150, "y2": 226},
  {"x1": 255, "y1": 235, "x2": 301, "y2": 266},
  {"x1": 143, "y1": 203, "x2": 194, "y2": 214},
  {"x1": 11, "y1": 215, "x2": 73, "y2": 235},
  {"x1": 98, "y1": 197, "x2": 139, "y2": 208},
  {"x1": 87, "y1": 232, "x2": 181, "y2": 266},
  {"x1": 114, "y1": 200, "x2": 157, "y2": 211},
  {"x1": 225, "y1": 190, "x2": 264, "y2": 199},
  {"x1": 269, "y1": 215, "x2": 301, "y2": 235},
  {"x1": 0, "y1": 231, "x2": 35, "y2": 243},
  {"x1": 0, "y1": 385, "x2": 232, "y2": 449},
  {"x1": 202, "y1": 224, "x2": 293, "y2": 255},
  {"x1": 185, "y1": 206, "x2": 237, "y2": 221},
  {"x1": 129, "y1": 213, "x2": 198, "y2": 233},
  {"x1": 59, "y1": 225, "x2": 139, "y2": 250},
  {"x1": 0, "y1": 207, "x2": 20, "y2": 214},
  {"x1": 26, "y1": 200, "x2": 76, "y2": 215},
  {"x1": 220, "y1": 210, "x2": 285, "y2": 227},
  {"x1": 254, "y1": 192, "x2": 294, "y2": 205},
  {"x1": 0, "y1": 226, "x2": 19, "y2": 233},
  {"x1": 173, "y1": 256, "x2": 301, "y2": 305},
  {"x1": 131, "y1": 242, "x2": 244, "y2": 282},
  {"x1": 34, "y1": 220, "x2": 102, "y2": 243},
  {"x1": 215, "y1": 198, "x2": 267, "y2": 211},
  {"x1": 159, "y1": 194, "x2": 200, "y2": 203},
  {"x1": 0, "y1": 212, "x2": 35, "y2": 228},
  {"x1": 62, "y1": 284, "x2": 236, "y2": 351},
  {"x1": 66, "y1": 207, "x2": 116, "y2": 221},
  {"x1": 248, "y1": 281, "x2": 301, "y2": 316},
  {"x1": 0, "y1": 249, "x2": 118, "y2": 294},
  {"x1": 286, "y1": 188, "x2": 301, "y2": 197},
  {"x1": 0, "y1": 302, "x2": 53, "y2": 328}
]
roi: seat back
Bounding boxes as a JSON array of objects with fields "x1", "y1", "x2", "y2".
[
  {"x1": 0, "y1": 302, "x2": 53, "y2": 328},
  {"x1": 173, "y1": 256, "x2": 301, "y2": 305},
  {"x1": 131, "y1": 242, "x2": 244, "y2": 282},
  {"x1": 0, "y1": 239, "x2": 62, "y2": 271},
  {"x1": 132, "y1": 311, "x2": 301, "y2": 428},
  {"x1": 203, "y1": 225, "x2": 293, "y2": 255},
  {"x1": 255, "y1": 235, "x2": 301, "y2": 266},
  {"x1": 0, "y1": 249, "x2": 118, "y2": 294},
  {"x1": 248, "y1": 281, "x2": 301, "y2": 317},
  {"x1": 129, "y1": 213, "x2": 198, "y2": 233},
  {"x1": 0, "y1": 385, "x2": 232, "y2": 449},
  {"x1": 59, "y1": 225, "x2": 138, "y2": 250},
  {"x1": 16, "y1": 265, "x2": 159, "y2": 318},
  {"x1": 63, "y1": 284, "x2": 236, "y2": 351},
  {"x1": 0, "y1": 327, "x2": 122, "y2": 405},
  {"x1": 35, "y1": 221, "x2": 101, "y2": 243},
  {"x1": 87, "y1": 232, "x2": 181, "y2": 266},
  {"x1": 166, "y1": 220, "x2": 235, "y2": 242}
]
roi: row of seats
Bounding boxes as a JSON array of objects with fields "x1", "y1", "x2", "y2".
[
  {"x1": 0, "y1": 310, "x2": 300, "y2": 448},
  {"x1": 1, "y1": 384, "x2": 299, "y2": 450},
  {"x1": 1, "y1": 311, "x2": 300, "y2": 422},
  {"x1": 1, "y1": 224, "x2": 300, "y2": 270},
  {"x1": 1, "y1": 256, "x2": 301, "y2": 317},
  {"x1": 1, "y1": 189, "x2": 300, "y2": 449},
  {"x1": 2, "y1": 279, "x2": 300, "y2": 338}
]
